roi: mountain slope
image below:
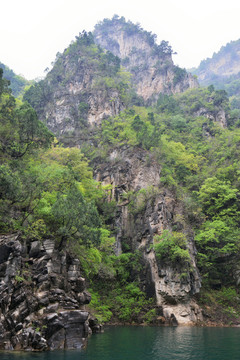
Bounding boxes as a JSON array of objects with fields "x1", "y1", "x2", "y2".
[
  {"x1": 191, "y1": 39, "x2": 240, "y2": 109},
  {"x1": 0, "y1": 62, "x2": 31, "y2": 98},
  {"x1": 23, "y1": 31, "x2": 132, "y2": 139},
  {"x1": 94, "y1": 15, "x2": 198, "y2": 102},
  {"x1": 19, "y1": 17, "x2": 240, "y2": 328}
]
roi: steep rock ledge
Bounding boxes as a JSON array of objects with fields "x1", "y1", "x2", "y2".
[
  {"x1": 94, "y1": 146, "x2": 203, "y2": 325},
  {"x1": 0, "y1": 234, "x2": 96, "y2": 351},
  {"x1": 94, "y1": 17, "x2": 198, "y2": 102}
]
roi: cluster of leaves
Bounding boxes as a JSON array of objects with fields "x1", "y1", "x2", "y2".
[
  {"x1": 88, "y1": 251, "x2": 155, "y2": 324},
  {"x1": 154, "y1": 230, "x2": 192, "y2": 274}
]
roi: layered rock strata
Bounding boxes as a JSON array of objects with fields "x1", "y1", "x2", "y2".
[{"x1": 0, "y1": 234, "x2": 95, "y2": 351}]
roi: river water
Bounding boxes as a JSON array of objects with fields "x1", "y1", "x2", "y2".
[{"x1": 1, "y1": 326, "x2": 240, "y2": 360}]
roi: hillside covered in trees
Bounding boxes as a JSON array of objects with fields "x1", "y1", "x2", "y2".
[
  {"x1": 1, "y1": 15, "x2": 240, "y2": 351},
  {"x1": 191, "y1": 39, "x2": 240, "y2": 111},
  {"x1": 0, "y1": 62, "x2": 32, "y2": 98}
]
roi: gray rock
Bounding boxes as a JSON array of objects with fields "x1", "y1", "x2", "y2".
[{"x1": 0, "y1": 234, "x2": 95, "y2": 351}]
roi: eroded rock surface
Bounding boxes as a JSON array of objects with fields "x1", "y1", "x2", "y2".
[
  {"x1": 0, "y1": 234, "x2": 93, "y2": 351},
  {"x1": 94, "y1": 146, "x2": 203, "y2": 325},
  {"x1": 94, "y1": 17, "x2": 198, "y2": 102}
]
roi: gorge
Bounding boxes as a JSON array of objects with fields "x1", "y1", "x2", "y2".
[{"x1": 1, "y1": 15, "x2": 240, "y2": 351}]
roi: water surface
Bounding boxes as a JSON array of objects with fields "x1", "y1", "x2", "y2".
[{"x1": 1, "y1": 326, "x2": 240, "y2": 360}]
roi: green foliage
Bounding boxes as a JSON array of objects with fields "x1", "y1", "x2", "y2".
[
  {"x1": 198, "y1": 287, "x2": 240, "y2": 324},
  {"x1": 111, "y1": 283, "x2": 150, "y2": 322},
  {"x1": 198, "y1": 177, "x2": 239, "y2": 219},
  {"x1": 195, "y1": 219, "x2": 239, "y2": 286},
  {"x1": 173, "y1": 66, "x2": 187, "y2": 86},
  {"x1": 0, "y1": 75, "x2": 53, "y2": 159},
  {"x1": 0, "y1": 64, "x2": 31, "y2": 98},
  {"x1": 89, "y1": 281, "x2": 154, "y2": 324},
  {"x1": 154, "y1": 230, "x2": 191, "y2": 271},
  {"x1": 15, "y1": 274, "x2": 25, "y2": 283},
  {"x1": 22, "y1": 219, "x2": 47, "y2": 241},
  {"x1": 50, "y1": 187, "x2": 101, "y2": 248},
  {"x1": 88, "y1": 289, "x2": 113, "y2": 323},
  {"x1": 143, "y1": 308, "x2": 157, "y2": 323}
]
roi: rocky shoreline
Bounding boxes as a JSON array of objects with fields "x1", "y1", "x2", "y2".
[
  {"x1": 1, "y1": 233, "x2": 238, "y2": 352},
  {"x1": 0, "y1": 234, "x2": 101, "y2": 351}
]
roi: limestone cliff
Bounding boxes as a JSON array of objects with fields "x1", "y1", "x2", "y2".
[
  {"x1": 94, "y1": 16, "x2": 198, "y2": 102},
  {"x1": 24, "y1": 32, "x2": 126, "y2": 137},
  {"x1": 24, "y1": 17, "x2": 198, "y2": 139},
  {"x1": 0, "y1": 234, "x2": 99, "y2": 351},
  {"x1": 94, "y1": 146, "x2": 202, "y2": 325}
]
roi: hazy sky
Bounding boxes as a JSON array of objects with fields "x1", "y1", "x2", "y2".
[{"x1": 1, "y1": 0, "x2": 240, "y2": 80}]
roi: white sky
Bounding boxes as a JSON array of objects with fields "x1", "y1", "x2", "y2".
[{"x1": 1, "y1": 0, "x2": 240, "y2": 80}]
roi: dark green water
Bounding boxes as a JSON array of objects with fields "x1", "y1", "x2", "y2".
[{"x1": 1, "y1": 326, "x2": 240, "y2": 360}]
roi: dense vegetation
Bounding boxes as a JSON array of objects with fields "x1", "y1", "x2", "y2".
[
  {"x1": 0, "y1": 68, "x2": 153, "y2": 324},
  {"x1": 79, "y1": 85, "x2": 240, "y2": 322},
  {"x1": 0, "y1": 62, "x2": 32, "y2": 98},
  {"x1": 3, "y1": 22, "x2": 240, "y2": 325}
]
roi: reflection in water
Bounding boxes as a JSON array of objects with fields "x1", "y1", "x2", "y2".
[
  {"x1": 152, "y1": 327, "x2": 240, "y2": 360},
  {"x1": 1, "y1": 326, "x2": 240, "y2": 360}
]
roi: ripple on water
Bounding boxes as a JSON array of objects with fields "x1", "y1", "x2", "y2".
[{"x1": 1, "y1": 326, "x2": 240, "y2": 360}]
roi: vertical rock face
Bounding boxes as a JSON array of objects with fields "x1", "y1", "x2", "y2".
[
  {"x1": 24, "y1": 33, "x2": 125, "y2": 137},
  {"x1": 0, "y1": 234, "x2": 92, "y2": 351},
  {"x1": 94, "y1": 16, "x2": 198, "y2": 102},
  {"x1": 95, "y1": 147, "x2": 202, "y2": 325}
]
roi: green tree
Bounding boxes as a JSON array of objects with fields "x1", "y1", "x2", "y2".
[
  {"x1": 195, "y1": 220, "x2": 239, "y2": 286},
  {"x1": 198, "y1": 177, "x2": 239, "y2": 219},
  {"x1": 50, "y1": 187, "x2": 101, "y2": 249}
]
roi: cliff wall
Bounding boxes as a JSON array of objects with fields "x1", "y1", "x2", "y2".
[
  {"x1": 94, "y1": 146, "x2": 202, "y2": 325},
  {"x1": 0, "y1": 234, "x2": 98, "y2": 351},
  {"x1": 94, "y1": 17, "x2": 198, "y2": 102}
]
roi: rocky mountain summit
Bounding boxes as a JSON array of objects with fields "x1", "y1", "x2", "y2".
[
  {"x1": 24, "y1": 16, "x2": 198, "y2": 138},
  {"x1": 94, "y1": 16, "x2": 198, "y2": 102}
]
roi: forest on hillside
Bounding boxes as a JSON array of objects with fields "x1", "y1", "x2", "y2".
[{"x1": 2, "y1": 20, "x2": 240, "y2": 326}]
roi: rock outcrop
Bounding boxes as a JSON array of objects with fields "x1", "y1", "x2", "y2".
[
  {"x1": 24, "y1": 32, "x2": 125, "y2": 137},
  {"x1": 94, "y1": 16, "x2": 198, "y2": 102},
  {"x1": 0, "y1": 234, "x2": 95, "y2": 351},
  {"x1": 94, "y1": 146, "x2": 203, "y2": 325}
]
